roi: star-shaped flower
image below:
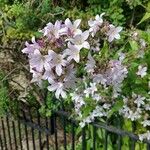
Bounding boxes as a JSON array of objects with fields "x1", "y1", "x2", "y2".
[
  {"x1": 29, "y1": 49, "x2": 52, "y2": 72},
  {"x1": 59, "y1": 18, "x2": 82, "y2": 36},
  {"x1": 48, "y1": 50, "x2": 67, "y2": 76},
  {"x1": 88, "y1": 13, "x2": 105, "y2": 37},
  {"x1": 69, "y1": 31, "x2": 90, "y2": 50},
  {"x1": 106, "y1": 25, "x2": 122, "y2": 42},
  {"x1": 41, "y1": 20, "x2": 62, "y2": 40},
  {"x1": 22, "y1": 37, "x2": 41, "y2": 55},
  {"x1": 47, "y1": 80, "x2": 67, "y2": 99},
  {"x1": 136, "y1": 65, "x2": 147, "y2": 78},
  {"x1": 85, "y1": 52, "x2": 96, "y2": 73},
  {"x1": 63, "y1": 43, "x2": 80, "y2": 63}
]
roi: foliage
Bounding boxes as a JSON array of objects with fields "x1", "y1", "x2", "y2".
[
  {"x1": 1, "y1": 0, "x2": 150, "y2": 149},
  {"x1": 0, "y1": 0, "x2": 149, "y2": 45},
  {"x1": 22, "y1": 11, "x2": 150, "y2": 143},
  {"x1": 0, "y1": 71, "x2": 9, "y2": 116}
]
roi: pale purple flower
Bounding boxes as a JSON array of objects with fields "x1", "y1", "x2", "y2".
[
  {"x1": 140, "y1": 39, "x2": 146, "y2": 48},
  {"x1": 133, "y1": 93, "x2": 145, "y2": 107},
  {"x1": 142, "y1": 120, "x2": 150, "y2": 127},
  {"x1": 85, "y1": 52, "x2": 96, "y2": 73},
  {"x1": 105, "y1": 60, "x2": 128, "y2": 87},
  {"x1": 106, "y1": 25, "x2": 122, "y2": 42},
  {"x1": 69, "y1": 31, "x2": 90, "y2": 50},
  {"x1": 79, "y1": 117, "x2": 91, "y2": 128},
  {"x1": 92, "y1": 106, "x2": 107, "y2": 118},
  {"x1": 104, "y1": 60, "x2": 128, "y2": 97},
  {"x1": 42, "y1": 68, "x2": 55, "y2": 82},
  {"x1": 41, "y1": 20, "x2": 62, "y2": 40},
  {"x1": 92, "y1": 94, "x2": 101, "y2": 101},
  {"x1": 47, "y1": 80, "x2": 67, "y2": 99},
  {"x1": 63, "y1": 64, "x2": 77, "y2": 89},
  {"x1": 144, "y1": 104, "x2": 150, "y2": 111},
  {"x1": 118, "y1": 52, "x2": 125, "y2": 62},
  {"x1": 136, "y1": 65, "x2": 147, "y2": 78},
  {"x1": 103, "y1": 103, "x2": 111, "y2": 109},
  {"x1": 91, "y1": 39, "x2": 100, "y2": 52},
  {"x1": 63, "y1": 43, "x2": 80, "y2": 63},
  {"x1": 88, "y1": 13, "x2": 105, "y2": 37},
  {"x1": 29, "y1": 49, "x2": 51, "y2": 72},
  {"x1": 64, "y1": 64, "x2": 76, "y2": 81},
  {"x1": 128, "y1": 108, "x2": 142, "y2": 121},
  {"x1": 79, "y1": 106, "x2": 107, "y2": 128},
  {"x1": 70, "y1": 92, "x2": 85, "y2": 116},
  {"x1": 90, "y1": 82, "x2": 97, "y2": 93},
  {"x1": 139, "y1": 131, "x2": 150, "y2": 141},
  {"x1": 84, "y1": 87, "x2": 92, "y2": 98},
  {"x1": 93, "y1": 74, "x2": 107, "y2": 86},
  {"x1": 84, "y1": 82, "x2": 97, "y2": 97},
  {"x1": 48, "y1": 50, "x2": 67, "y2": 76},
  {"x1": 59, "y1": 18, "x2": 82, "y2": 36},
  {"x1": 22, "y1": 37, "x2": 41, "y2": 55},
  {"x1": 30, "y1": 70, "x2": 43, "y2": 86}
]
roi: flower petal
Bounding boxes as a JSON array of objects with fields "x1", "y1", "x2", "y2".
[
  {"x1": 83, "y1": 41, "x2": 90, "y2": 49},
  {"x1": 56, "y1": 65, "x2": 62, "y2": 76},
  {"x1": 82, "y1": 31, "x2": 89, "y2": 40},
  {"x1": 74, "y1": 19, "x2": 81, "y2": 28},
  {"x1": 65, "y1": 18, "x2": 72, "y2": 27}
]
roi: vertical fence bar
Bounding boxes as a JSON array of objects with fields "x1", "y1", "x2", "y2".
[
  {"x1": 130, "y1": 139, "x2": 135, "y2": 150},
  {"x1": 93, "y1": 125, "x2": 96, "y2": 150},
  {"x1": 82, "y1": 127, "x2": 86, "y2": 150},
  {"x1": 17, "y1": 105, "x2": 23, "y2": 150},
  {"x1": 118, "y1": 134, "x2": 122, "y2": 150},
  {"x1": 54, "y1": 114, "x2": 58, "y2": 150},
  {"x1": 62, "y1": 116, "x2": 67, "y2": 150},
  {"x1": 45, "y1": 117, "x2": 49, "y2": 150},
  {"x1": 104, "y1": 119, "x2": 109, "y2": 150},
  {"x1": 6, "y1": 116, "x2": 13, "y2": 150},
  {"x1": 17, "y1": 119, "x2": 23, "y2": 150},
  {"x1": 1, "y1": 117, "x2": 7, "y2": 150},
  {"x1": 117, "y1": 118, "x2": 121, "y2": 150},
  {"x1": 147, "y1": 144, "x2": 150, "y2": 150},
  {"x1": 12, "y1": 120, "x2": 18, "y2": 150},
  {"x1": 71, "y1": 121, "x2": 75, "y2": 150},
  {"x1": 44, "y1": 90, "x2": 50, "y2": 150},
  {"x1": 37, "y1": 110, "x2": 42, "y2": 150},
  {"x1": 29, "y1": 108, "x2": 36, "y2": 150},
  {"x1": 104, "y1": 129, "x2": 108, "y2": 150},
  {"x1": 3, "y1": 109, "x2": 150, "y2": 150},
  {"x1": 50, "y1": 115, "x2": 55, "y2": 134},
  {"x1": 130, "y1": 122, "x2": 136, "y2": 150},
  {"x1": 0, "y1": 132, "x2": 3, "y2": 150},
  {"x1": 22, "y1": 110, "x2": 29, "y2": 150}
]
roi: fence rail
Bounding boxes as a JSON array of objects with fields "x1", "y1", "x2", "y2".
[{"x1": 0, "y1": 105, "x2": 150, "y2": 150}]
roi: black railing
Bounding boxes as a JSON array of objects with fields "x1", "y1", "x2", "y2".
[{"x1": 0, "y1": 105, "x2": 150, "y2": 150}]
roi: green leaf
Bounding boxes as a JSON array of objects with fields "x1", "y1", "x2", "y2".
[
  {"x1": 129, "y1": 40, "x2": 139, "y2": 51},
  {"x1": 100, "y1": 40, "x2": 109, "y2": 59},
  {"x1": 138, "y1": 12, "x2": 150, "y2": 25},
  {"x1": 108, "y1": 100, "x2": 123, "y2": 118}
]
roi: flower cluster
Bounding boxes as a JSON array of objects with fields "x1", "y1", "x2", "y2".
[
  {"x1": 22, "y1": 14, "x2": 122, "y2": 99},
  {"x1": 22, "y1": 14, "x2": 150, "y2": 141}
]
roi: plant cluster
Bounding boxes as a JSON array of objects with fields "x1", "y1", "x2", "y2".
[
  {"x1": 0, "y1": 0, "x2": 150, "y2": 148},
  {"x1": 22, "y1": 13, "x2": 150, "y2": 141}
]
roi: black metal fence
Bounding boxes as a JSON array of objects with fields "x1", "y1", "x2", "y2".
[{"x1": 0, "y1": 105, "x2": 150, "y2": 150}]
